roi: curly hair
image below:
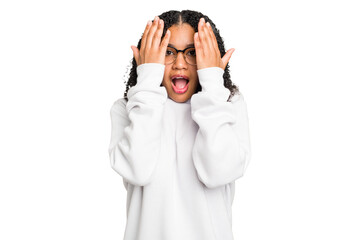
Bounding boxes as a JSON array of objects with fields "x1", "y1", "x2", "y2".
[{"x1": 123, "y1": 10, "x2": 239, "y2": 102}]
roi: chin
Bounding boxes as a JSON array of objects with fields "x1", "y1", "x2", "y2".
[
  {"x1": 162, "y1": 80, "x2": 199, "y2": 103},
  {"x1": 169, "y1": 94, "x2": 191, "y2": 103}
]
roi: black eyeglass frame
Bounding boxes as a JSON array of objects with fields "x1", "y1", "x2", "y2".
[{"x1": 165, "y1": 46, "x2": 197, "y2": 66}]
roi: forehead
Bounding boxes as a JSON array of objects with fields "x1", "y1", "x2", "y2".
[{"x1": 168, "y1": 23, "x2": 195, "y2": 48}]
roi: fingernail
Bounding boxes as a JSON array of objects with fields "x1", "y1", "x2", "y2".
[{"x1": 147, "y1": 20, "x2": 151, "y2": 26}]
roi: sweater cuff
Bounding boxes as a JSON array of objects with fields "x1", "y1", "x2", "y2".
[
  {"x1": 197, "y1": 67, "x2": 230, "y2": 101},
  {"x1": 136, "y1": 63, "x2": 165, "y2": 86}
]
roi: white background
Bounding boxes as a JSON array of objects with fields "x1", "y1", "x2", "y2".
[{"x1": 1, "y1": 0, "x2": 359, "y2": 239}]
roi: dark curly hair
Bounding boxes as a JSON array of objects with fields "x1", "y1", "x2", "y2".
[{"x1": 123, "y1": 10, "x2": 239, "y2": 102}]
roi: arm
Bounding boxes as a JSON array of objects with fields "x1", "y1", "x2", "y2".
[
  {"x1": 108, "y1": 63, "x2": 167, "y2": 187},
  {"x1": 109, "y1": 16, "x2": 171, "y2": 187},
  {"x1": 191, "y1": 67, "x2": 251, "y2": 189}
]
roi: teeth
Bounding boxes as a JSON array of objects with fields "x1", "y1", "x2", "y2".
[{"x1": 172, "y1": 78, "x2": 189, "y2": 83}]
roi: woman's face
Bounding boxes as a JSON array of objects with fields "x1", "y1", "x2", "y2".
[{"x1": 161, "y1": 23, "x2": 199, "y2": 103}]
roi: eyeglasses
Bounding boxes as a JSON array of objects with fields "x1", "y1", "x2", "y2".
[{"x1": 165, "y1": 46, "x2": 197, "y2": 65}]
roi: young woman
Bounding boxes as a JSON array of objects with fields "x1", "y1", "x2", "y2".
[{"x1": 109, "y1": 10, "x2": 251, "y2": 240}]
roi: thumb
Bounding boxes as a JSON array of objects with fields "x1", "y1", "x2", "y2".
[
  {"x1": 131, "y1": 45, "x2": 140, "y2": 65},
  {"x1": 221, "y1": 48, "x2": 235, "y2": 69}
]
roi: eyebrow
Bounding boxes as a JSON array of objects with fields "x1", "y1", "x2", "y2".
[{"x1": 168, "y1": 43, "x2": 195, "y2": 48}]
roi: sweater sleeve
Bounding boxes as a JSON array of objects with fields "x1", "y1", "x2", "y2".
[
  {"x1": 108, "y1": 63, "x2": 168, "y2": 187},
  {"x1": 191, "y1": 67, "x2": 251, "y2": 189}
]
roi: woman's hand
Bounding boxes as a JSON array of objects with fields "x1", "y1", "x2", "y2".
[
  {"x1": 131, "y1": 16, "x2": 171, "y2": 66},
  {"x1": 194, "y1": 18, "x2": 235, "y2": 70}
]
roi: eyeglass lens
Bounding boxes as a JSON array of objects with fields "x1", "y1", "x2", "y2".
[{"x1": 165, "y1": 48, "x2": 196, "y2": 65}]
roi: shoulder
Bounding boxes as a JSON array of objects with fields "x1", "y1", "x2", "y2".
[
  {"x1": 110, "y1": 97, "x2": 128, "y2": 115},
  {"x1": 229, "y1": 90, "x2": 245, "y2": 103}
]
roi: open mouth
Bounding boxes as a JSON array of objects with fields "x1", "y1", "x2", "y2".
[{"x1": 171, "y1": 75, "x2": 189, "y2": 94}]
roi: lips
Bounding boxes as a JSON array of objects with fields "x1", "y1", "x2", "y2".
[
  {"x1": 171, "y1": 74, "x2": 190, "y2": 94},
  {"x1": 171, "y1": 74, "x2": 189, "y2": 82}
]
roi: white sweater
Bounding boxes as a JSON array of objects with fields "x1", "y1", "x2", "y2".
[{"x1": 108, "y1": 63, "x2": 251, "y2": 240}]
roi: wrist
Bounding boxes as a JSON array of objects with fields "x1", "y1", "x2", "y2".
[
  {"x1": 197, "y1": 67, "x2": 224, "y2": 89},
  {"x1": 196, "y1": 67, "x2": 230, "y2": 101},
  {"x1": 136, "y1": 63, "x2": 165, "y2": 85}
]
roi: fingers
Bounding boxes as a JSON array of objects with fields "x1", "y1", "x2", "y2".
[
  {"x1": 145, "y1": 16, "x2": 160, "y2": 50},
  {"x1": 205, "y1": 22, "x2": 220, "y2": 55},
  {"x1": 194, "y1": 32, "x2": 203, "y2": 56},
  {"x1": 131, "y1": 45, "x2": 140, "y2": 65},
  {"x1": 201, "y1": 20, "x2": 216, "y2": 54},
  {"x1": 198, "y1": 18, "x2": 218, "y2": 57},
  {"x1": 195, "y1": 17, "x2": 234, "y2": 70},
  {"x1": 142, "y1": 16, "x2": 165, "y2": 52},
  {"x1": 160, "y1": 29, "x2": 171, "y2": 51},
  {"x1": 222, "y1": 48, "x2": 235, "y2": 68},
  {"x1": 140, "y1": 20, "x2": 152, "y2": 53},
  {"x1": 197, "y1": 18, "x2": 207, "y2": 52},
  {"x1": 134, "y1": 16, "x2": 169, "y2": 65},
  {"x1": 152, "y1": 19, "x2": 165, "y2": 47}
]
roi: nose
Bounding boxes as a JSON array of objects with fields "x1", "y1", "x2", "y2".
[{"x1": 172, "y1": 52, "x2": 188, "y2": 70}]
